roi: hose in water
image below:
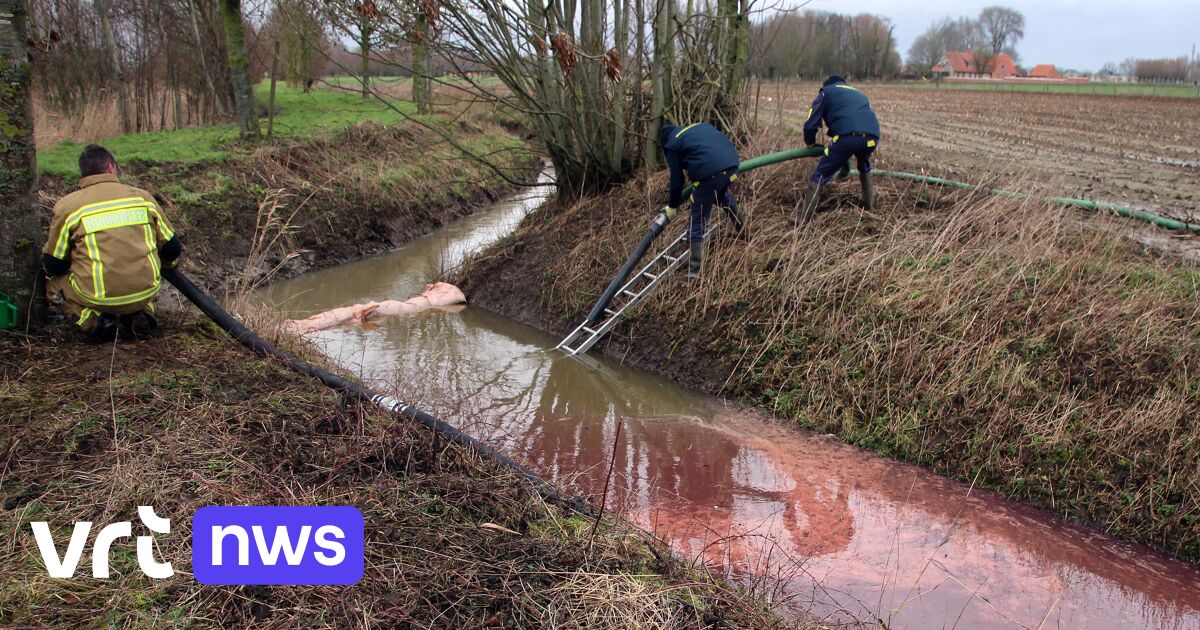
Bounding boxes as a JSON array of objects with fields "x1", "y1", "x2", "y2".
[{"x1": 162, "y1": 268, "x2": 586, "y2": 513}]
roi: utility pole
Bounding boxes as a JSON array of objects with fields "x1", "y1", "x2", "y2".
[{"x1": 0, "y1": 0, "x2": 41, "y2": 327}]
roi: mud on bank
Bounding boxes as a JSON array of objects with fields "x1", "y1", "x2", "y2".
[
  {"x1": 456, "y1": 141, "x2": 1200, "y2": 562},
  {"x1": 0, "y1": 319, "x2": 783, "y2": 628},
  {"x1": 38, "y1": 117, "x2": 538, "y2": 295}
]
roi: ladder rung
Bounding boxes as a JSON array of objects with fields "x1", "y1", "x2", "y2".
[
  {"x1": 621, "y1": 289, "x2": 638, "y2": 298},
  {"x1": 641, "y1": 271, "x2": 658, "y2": 281},
  {"x1": 604, "y1": 308, "x2": 617, "y2": 316},
  {"x1": 582, "y1": 326, "x2": 597, "y2": 335}
]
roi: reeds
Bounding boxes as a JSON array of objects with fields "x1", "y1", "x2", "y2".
[{"x1": 458, "y1": 133, "x2": 1200, "y2": 560}]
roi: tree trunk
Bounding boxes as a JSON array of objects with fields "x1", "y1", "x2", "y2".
[
  {"x1": 645, "y1": 0, "x2": 667, "y2": 170},
  {"x1": 94, "y1": 0, "x2": 131, "y2": 133},
  {"x1": 609, "y1": 0, "x2": 630, "y2": 173},
  {"x1": 411, "y1": 11, "x2": 430, "y2": 114},
  {"x1": 190, "y1": 0, "x2": 224, "y2": 117},
  {"x1": 219, "y1": 0, "x2": 258, "y2": 138},
  {"x1": 0, "y1": 0, "x2": 41, "y2": 326},
  {"x1": 359, "y1": 22, "x2": 371, "y2": 99}
]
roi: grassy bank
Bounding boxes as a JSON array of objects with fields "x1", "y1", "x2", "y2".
[
  {"x1": 0, "y1": 319, "x2": 780, "y2": 627},
  {"x1": 37, "y1": 83, "x2": 421, "y2": 177},
  {"x1": 37, "y1": 83, "x2": 534, "y2": 293},
  {"x1": 456, "y1": 138, "x2": 1200, "y2": 561}
]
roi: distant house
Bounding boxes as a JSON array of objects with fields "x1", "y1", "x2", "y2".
[
  {"x1": 986, "y1": 54, "x2": 1018, "y2": 79},
  {"x1": 932, "y1": 52, "x2": 978, "y2": 77},
  {"x1": 1029, "y1": 64, "x2": 1061, "y2": 79},
  {"x1": 933, "y1": 52, "x2": 1019, "y2": 79}
]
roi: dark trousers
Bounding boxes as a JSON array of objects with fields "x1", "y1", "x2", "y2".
[
  {"x1": 690, "y1": 167, "x2": 738, "y2": 243},
  {"x1": 811, "y1": 134, "x2": 877, "y2": 184}
]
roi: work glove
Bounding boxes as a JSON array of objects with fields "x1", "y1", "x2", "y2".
[{"x1": 663, "y1": 205, "x2": 678, "y2": 220}]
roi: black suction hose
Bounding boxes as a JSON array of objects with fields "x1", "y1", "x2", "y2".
[
  {"x1": 585, "y1": 212, "x2": 668, "y2": 324},
  {"x1": 162, "y1": 268, "x2": 587, "y2": 513}
]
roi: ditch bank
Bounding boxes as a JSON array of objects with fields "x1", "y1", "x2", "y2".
[
  {"x1": 5, "y1": 122, "x2": 787, "y2": 627},
  {"x1": 0, "y1": 318, "x2": 778, "y2": 628},
  {"x1": 37, "y1": 117, "x2": 538, "y2": 295},
  {"x1": 456, "y1": 147, "x2": 1200, "y2": 562}
]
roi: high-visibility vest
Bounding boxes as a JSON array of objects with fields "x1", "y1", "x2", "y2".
[{"x1": 44, "y1": 174, "x2": 176, "y2": 308}]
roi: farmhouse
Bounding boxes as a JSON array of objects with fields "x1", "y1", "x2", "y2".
[
  {"x1": 932, "y1": 52, "x2": 1019, "y2": 79},
  {"x1": 1029, "y1": 64, "x2": 1062, "y2": 79}
]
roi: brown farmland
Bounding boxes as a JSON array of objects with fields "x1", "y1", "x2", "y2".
[{"x1": 771, "y1": 84, "x2": 1200, "y2": 221}]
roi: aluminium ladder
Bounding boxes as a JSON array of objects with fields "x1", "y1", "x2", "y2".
[{"x1": 556, "y1": 223, "x2": 718, "y2": 356}]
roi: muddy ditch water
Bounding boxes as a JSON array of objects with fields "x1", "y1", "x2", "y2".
[{"x1": 257, "y1": 174, "x2": 1200, "y2": 629}]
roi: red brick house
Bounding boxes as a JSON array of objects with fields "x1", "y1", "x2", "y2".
[
  {"x1": 933, "y1": 51, "x2": 1019, "y2": 79},
  {"x1": 1029, "y1": 64, "x2": 1061, "y2": 79}
]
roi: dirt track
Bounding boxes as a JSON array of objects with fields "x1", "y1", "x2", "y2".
[{"x1": 773, "y1": 84, "x2": 1200, "y2": 221}]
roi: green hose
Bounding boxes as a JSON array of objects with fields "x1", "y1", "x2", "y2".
[
  {"x1": 853, "y1": 168, "x2": 1200, "y2": 234},
  {"x1": 682, "y1": 146, "x2": 1197, "y2": 234}
]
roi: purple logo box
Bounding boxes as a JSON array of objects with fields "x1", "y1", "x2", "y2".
[{"x1": 192, "y1": 506, "x2": 364, "y2": 585}]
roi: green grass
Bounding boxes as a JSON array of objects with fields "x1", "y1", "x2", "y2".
[
  {"x1": 37, "y1": 82, "x2": 418, "y2": 178},
  {"x1": 879, "y1": 81, "x2": 1200, "y2": 97}
]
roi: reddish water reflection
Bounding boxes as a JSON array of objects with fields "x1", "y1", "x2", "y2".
[
  {"x1": 514, "y1": 398, "x2": 1200, "y2": 629},
  {"x1": 261, "y1": 179, "x2": 1200, "y2": 629}
]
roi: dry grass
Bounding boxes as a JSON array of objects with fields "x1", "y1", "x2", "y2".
[
  {"x1": 33, "y1": 88, "x2": 213, "y2": 148},
  {"x1": 0, "y1": 319, "x2": 789, "y2": 628},
  {"x1": 458, "y1": 132, "x2": 1200, "y2": 560}
]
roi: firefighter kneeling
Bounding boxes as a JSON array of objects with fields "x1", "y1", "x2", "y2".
[{"x1": 42, "y1": 144, "x2": 182, "y2": 341}]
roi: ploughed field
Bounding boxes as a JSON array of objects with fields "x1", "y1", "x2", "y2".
[{"x1": 773, "y1": 84, "x2": 1200, "y2": 219}]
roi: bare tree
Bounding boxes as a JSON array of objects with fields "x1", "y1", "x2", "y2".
[
  {"x1": 0, "y1": 0, "x2": 41, "y2": 325},
  {"x1": 94, "y1": 0, "x2": 131, "y2": 132},
  {"x1": 750, "y1": 10, "x2": 900, "y2": 80},
  {"x1": 365, "y1": 0, "x2": 758, "y2": 194},
  {"x1": 905, "y1": 16, "x2": 982, "y2": 76},
  {"x1": 323, "y1": 0, "x2": 385, "y2": 98},
  {"x1": 220, "y1": 0, "x2": 259, "y2": 137},
  {"x1": 409, "y1": 0, "x2": 435, "y2": 113},
  {"x1": 978, "y1": 5, "x2": 1023, "y2": 58}
]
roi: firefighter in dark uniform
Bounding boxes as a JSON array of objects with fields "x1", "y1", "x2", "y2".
[
  {"x1": 795, "y1": 75, "x2": 881, "y2": 224},
  {"x1": 43, "y1": 145, "x2": 182, "y2": 340},
  {"x1": 659, "y1": 122, "x2": 745, "y2": 278}
]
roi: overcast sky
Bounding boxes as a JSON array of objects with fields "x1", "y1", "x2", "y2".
[{"x1": 789, "y1": 0, "x2": 1199, "y2": 71}]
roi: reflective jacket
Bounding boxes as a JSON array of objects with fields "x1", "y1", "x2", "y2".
[
  {"x1": 43, "y1": 174, "x2": 180, "y2": 310},
  {"x1": 803, "y1": 80, "x2": 881, "y2": 146},
  {"x1": 661, "y1": 123, "x2": 740, "y2": 208}
]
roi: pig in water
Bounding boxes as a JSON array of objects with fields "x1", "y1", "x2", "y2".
[{"x1": 281, "y1": 282, "x2": 466, "y2": 335}]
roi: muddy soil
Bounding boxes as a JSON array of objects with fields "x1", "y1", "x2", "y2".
[{"x1": 766, "y1": 84, "x2": 1199, "y2": 220}]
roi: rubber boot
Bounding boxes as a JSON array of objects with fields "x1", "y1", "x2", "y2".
[
  {"x1": 85, "y1": 313, "x2": 118, "y2": 343},
  {"x1": 859, "y1": 171, "x2": 875, "y2": 211},
  {"x1": 834, "y1": 160, "x2": 851, "y2": 181},
  {"x1": 119, "y1": 309, "x2": 158, "y2": 339},
  {"x1": 724, "y1": 206, "x2": 748, "y2": 241},
  {"x1": 685, "y1": 241, "x2": 703, "y2": 279},
  {"x1": 790, "y1": 185, "x2": 821, "y2": 225}
]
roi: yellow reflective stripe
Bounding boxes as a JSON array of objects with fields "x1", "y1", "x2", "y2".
[
  {"x1": 729, "y1": 174, "x2": 738, "y2": 182},
  {"x1": 78, "y1": 308, "x2": 99, "y2": 327},
  {"x1": 806, "y1": 107, "x2": 812, "y2": 120},
  {"x1": 675, "y1": 123, "x2": 700, "y2": 138},
  {"x1": 71, "y1": 275, "x2": 161, "y2": 306},
  {"x1": 824, "y1": 146, "x2": 830, "y2": 156},
  {"x1": 53, "y1": 197, "x2": 149, "y2": 258},
  {"x1": 143, "y1": 225, "x2": 161, "y2": 278},
  {"x1": 81, "y1": 207, "x2": 149, "y2": 234},
  {"x1": 85, "y1": 233, "x2": 105, "y2": 299},
  {"x1": 835, "y1": 84, "x2": 859, "y2": 91},
  {"x1": 832, "y1": 135, "x2": 839, "y2": 143},
  {"x1": 867, "y1": 140, "x2": 876, "y2": 148},
  {"x1": 148, "y1": 205, "x2": 175, "y2": 241}
]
